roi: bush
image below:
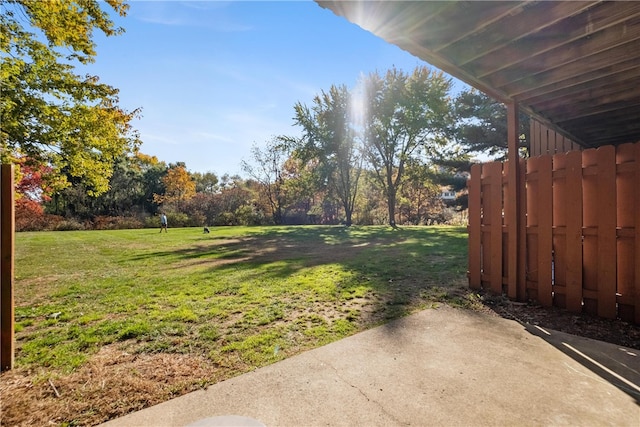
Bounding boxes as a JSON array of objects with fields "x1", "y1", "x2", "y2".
[
  {"x1": 54, "y1": 219, "x2": 86, "y2": 231},
  {"x1": 93, "y1": 216, "x2": 144, "y2": 230},
  {"x1": 15, "y1": 199, "x2": 65, "y2": 231}
]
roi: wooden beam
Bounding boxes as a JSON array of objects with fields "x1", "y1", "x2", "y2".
[
  {"x1": 514, "y1": 61, "x2": 640, "y2": 103},
  {"x1": 480, "y1": 9, "x2": 640, "y2": 88},
  {"x1": 454, "y1": 1, "x2": 599, "y2": 67},
  {"x1": 1, "y1": 163, "x2": 15, "y2": 371},
  {"x1": 506, "y1": 102, "x2": 521, "y2": 300},
  {"x1": 435, "y1": 1, "x2": 534, "y2": 55},
  {"x1": 531, "y1": 79, "x2": 640, "y2": 114}
]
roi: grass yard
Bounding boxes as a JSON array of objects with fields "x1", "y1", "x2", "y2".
[{"x1": 1, "y1": 225, "x2": 470, "y2": 426}]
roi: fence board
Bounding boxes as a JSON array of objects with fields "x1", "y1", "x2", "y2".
[
  {"x1": 467, "y1": 141, "x2": 639, "y2": 323},
  {"x1": 488, "y1": 162, "x2": 503, "y2": 295},
  {"x1": 582, "y1": 149, "x2": 599, "y2": 316},
  {"x1": 468, "y1": 164, "x2": 482, "y2": 290},
  {"x1": 615, "y1": 143, "x2": 640, "y2": 323},
  {"x1": 552, "y1": 153, "x2": 567, "y2": 309},
  {"x1": 636, "y1": 142, "x2": 640, "y2": 325},
  {"x1": 525, "y1": 157, "x2": 540, "y2": 302},
  {"x1": 565, "y1": 150, "x2": 584, "y2": 313},
  {"x1": 537, "y1": 155, "x2": 553, "y2": 307},
  {"x1": 518, "y1": 158, "x2": 527, "y2": 301},
  {"x1": 596, "y1": 146, "x2": 617, "y2": 319},
  {"x1": 503, "y1": 160, "x2": 519, "y2": 299}
]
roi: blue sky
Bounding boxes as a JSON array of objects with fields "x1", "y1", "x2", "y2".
[{"x1": 87, "y1": 0, "x2": 466, "y2": 176}]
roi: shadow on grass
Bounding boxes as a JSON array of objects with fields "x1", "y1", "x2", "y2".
[{"x1": 128, "y1": 226, "x2": 469, "y2": 328}]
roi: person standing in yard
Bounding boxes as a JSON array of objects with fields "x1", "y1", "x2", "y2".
[{"x1": 160, "y1": 213, "x2": 168, "y2": 233}]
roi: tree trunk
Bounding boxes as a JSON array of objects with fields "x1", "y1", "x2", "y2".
[
  {"x1": 388, "y1": 188, "x2": 397, "y2": 228},
  {"x1": 344, "y1": 206, "x2": 353, "y2": 227}
]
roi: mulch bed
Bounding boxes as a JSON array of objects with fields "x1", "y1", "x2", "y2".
[{"x1": 473, "y1": 290, "x2": 640, "y2": 350}]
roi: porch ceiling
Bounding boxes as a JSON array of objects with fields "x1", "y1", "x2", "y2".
[{"x1": 316, "y1": 1, "x2": 640, "y2": 149}]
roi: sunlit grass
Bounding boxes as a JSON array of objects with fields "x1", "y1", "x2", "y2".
[{"x1": 14, "y1": 225, "x2": 468, "y2": 374}]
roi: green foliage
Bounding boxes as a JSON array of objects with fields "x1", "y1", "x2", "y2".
[
  {"x1": 455, "y1": 89, "x2": 530, "y2": 160},
  {"x1": 362, "y1": 66, "x2": 455, "y2": 226},
  {"x1": 1, "y1": 0, "x2": 140, "y2": 194},
  {"x1": 192, "y1": 171, "x2": 219, "y2": 194},
  {"x1": 293, "y1": 84, "x2": 362, "y2": 226}
]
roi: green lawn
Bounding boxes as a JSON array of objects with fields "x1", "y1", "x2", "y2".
[{"x1": 14, "y1": 225, "x2": 468, "y2": 373}]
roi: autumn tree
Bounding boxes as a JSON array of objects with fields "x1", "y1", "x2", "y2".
[
  {"x1": 13, "y1": 159, "x2": 63, "y2": 230},
  {"x1": 154, "y1": 163, "x2": 196, "y2": 206},
  {"x1": 1, "y1": 0, "x2": 140, "y2": 194},
  {"x1": 361, "y1": 66, "x2": 454, "y2": 227},
  {"x1": 293, "y1": 84, "x2": 362, "y2": 226}
]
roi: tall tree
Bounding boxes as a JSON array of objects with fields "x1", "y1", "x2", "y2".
[
  {"x1": 155, "y1": 163, "x2": 196, "y2": 205},
  {"x1": 241, "y1": 138, "x2": 290, "y2": 225},
  {"x1": 192, "y1": 171, "x2": 219, "y2": 194},
  {"x1": 455, "y1": 89, "x2": 529, "y2": 159},
  {"x1": 361, "y1": 66, "x2": 454, "y2": 227},
  {"x1": 293, "y1": 84, "x2": 362, "y2": 226},
  {"x1": 1, "y1": 0, "x2": 140, "y2": 194}
]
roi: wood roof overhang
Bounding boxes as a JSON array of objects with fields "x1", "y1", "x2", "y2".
[{"x1": 316, "y1": 1, "x2": 640, "y2": 149}]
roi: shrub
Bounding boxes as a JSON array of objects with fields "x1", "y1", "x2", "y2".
[
  {"x1": 15, "y1": 199, "x2": 65, "y2": 231},
  {"x1": 54, "y1": 219, "x2": 86, "y2": 231},
  {"x1": 93, "y1": 216, "x2": 144, "y2": 230}
]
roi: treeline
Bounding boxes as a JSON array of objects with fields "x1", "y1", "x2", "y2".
[
  {"x1": 13, "y1": 66, "x2": 529, "y2": 232},
  {"x1": 14, "y1": 152, "x2": 467, "y2": 231},
  {"x1": 3, "y1": 2, "x2": 529, "y2": 233}
]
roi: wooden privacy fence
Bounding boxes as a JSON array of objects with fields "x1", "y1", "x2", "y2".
[{"x1": 468, "y1": 142, "x2": 640, "y2": 325}]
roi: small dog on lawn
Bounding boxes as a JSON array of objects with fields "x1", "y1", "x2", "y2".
[{"x1": 203, "y1": 227, "x2": 210, "y2": 234}]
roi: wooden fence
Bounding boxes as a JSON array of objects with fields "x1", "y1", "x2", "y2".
[{"x1": 468, "y1": 142, "x2": 640, "y2": 324}]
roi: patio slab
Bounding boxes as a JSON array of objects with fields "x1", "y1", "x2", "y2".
[{"x1": 102, "y1": 306, "x2": 640, "y2": 427}]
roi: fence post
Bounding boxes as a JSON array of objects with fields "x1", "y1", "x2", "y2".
[{"x1": 1, "y1": 163, "x2": 15, "y2": 371}]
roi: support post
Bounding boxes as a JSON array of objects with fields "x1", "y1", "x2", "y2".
[
  {"x1": 1, "y1": 163, "x2": 15, "y2": 371},
  {"x1": 506, "y1": 103, "x2": 522, "y2": 300}
]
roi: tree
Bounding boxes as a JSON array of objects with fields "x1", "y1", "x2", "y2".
[
  {"x1": 361, "y1": 66, "x2": 454, "y2": 227},
  {"x1": 241, "y1": 138, "x2": 290, "y2": 225},
  {"x1": 398, "y1": 160, "x2": 444, "y2": 225},
  {"x1": 137, "y1": 153, "x2": 168, "y2": 214},
  {"x1": 455, "y1": 89, "x2": 529, "y2": 159},
  {"x1": 293, "y1": 84, "x2": 362, "y2": 226},
  {"x1": 215, "y1": 178, "x2": 256, "y2": 226},
  {"x1": 192, "y1": 171, "x2": 219, "y2": 194},
  {"x1": 155, "y1": 163, "x2": 196, "y2": 205},
  {"x1": 1, "y1": 0, "x2": 140, "y2": 194}
]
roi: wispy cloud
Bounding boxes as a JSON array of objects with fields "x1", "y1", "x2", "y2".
[
  {"x1": 141, "y1": 132, "x2": 179, "y2": 145},
  {"x1": 191, "y1": 131, "x2": 234, "y2": 143},
  {"x1": 133, "y1": 1, "x2": 253, "y2": 31}
]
